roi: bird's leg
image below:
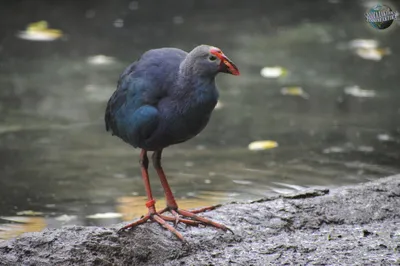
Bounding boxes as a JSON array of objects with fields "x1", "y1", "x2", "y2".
[
  {"x1": 119, "y1": 149, "x2": 155, "y2": 230},
  {"x1": 151, "y1": 150, "x2": 178, "y2": 209},
  {"x1": 152, "y1": 150, "x2": 233, "y2": 234},
  {"x1": 118, "y1": 149, "x2": 186, "y2": 241},
  {"x1": 139, "y1": 149, "x2": 156, "y2": 214}
]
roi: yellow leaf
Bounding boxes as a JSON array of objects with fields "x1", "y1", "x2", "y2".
[
  {"x1": 27, "y1": 21, "x2": 49, "y2": 31},
  {"x1": 16, "y1": 210, "x2": 44, "y2": 216},
  {"x1": 355, "y1": 47, "x2": 390, "y2": 61},
  {"x1": 260, "y1": 67, "x2": 288, "y2": 78},
  {"x1": 349, "y1": 39, "x2": 378, "y2": 49},
  {"x1": 248, "y1": 140, "x2": 279, "y2": 151},
  {"x1": 281, "y1": 86, "x2": 309, "y2": 99},
  {"x1": 17, "y1": 21, "x2": 63, "y2": 41}
]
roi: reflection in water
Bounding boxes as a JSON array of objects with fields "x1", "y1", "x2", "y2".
[
  {"x1": 0, "y1": 217, "x2": 46, "y2": 240},
  {"x1": 0, "y1": 0, "x2": 400, "y2": 240},
  {"x1": 0, "y1": 195, "x2": 223, "y2": 240}
]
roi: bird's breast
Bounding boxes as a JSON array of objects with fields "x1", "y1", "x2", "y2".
[
  {"x1": 154, "y1": 90, "x2": 218, "y2": 146},
  {"x1": 171, "y1": 99, "x2": 217, "y2": 139}
]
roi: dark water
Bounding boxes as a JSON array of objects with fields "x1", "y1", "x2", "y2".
[{"x1": 0, "y1": 0, "x2": 399, "y2": 239}]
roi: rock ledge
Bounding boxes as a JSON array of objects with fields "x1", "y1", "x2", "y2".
[{"x1": 1, "y1": 175, "x2": 399, "y2": 265}]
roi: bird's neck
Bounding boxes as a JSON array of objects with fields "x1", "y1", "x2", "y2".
[{"x1": 175, "y1": 58, "x2": 217, "y2": 99}]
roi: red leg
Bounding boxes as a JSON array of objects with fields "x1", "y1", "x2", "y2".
[
  {"x1": 119, "y1": 150, "x2": 155, "y2": 230},
  {"x1": 152, "y1": 150, "x2": 178, "y2": 209},
  {"x1": 118, "y1": 149, "x2": 187, "y2": 241},
  {"x1": 151, "y1": 150, "x2": 233, "y2": 234},
  {"x1": 139, "y1": 149, "x2": 156, "y2": 213}
]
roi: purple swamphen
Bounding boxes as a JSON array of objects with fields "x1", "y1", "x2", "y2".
[{"x1": 105, "y1": 45, "x2": 240, "y2": 241}]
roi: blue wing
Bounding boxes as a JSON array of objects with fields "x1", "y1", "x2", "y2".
[
  {"x1": 104, "y1": 48, "x2": 187, "y2": 147},
  {"x1": 105, "y1": 65, "x2": 160, "y2": 147}
]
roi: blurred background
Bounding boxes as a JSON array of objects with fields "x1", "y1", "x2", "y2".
[{"x1": 0, "y1": 0, "x2": 399, "y2": 239}]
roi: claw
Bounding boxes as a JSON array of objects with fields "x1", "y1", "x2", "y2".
[{"x1": 170, "y1": 209, "x2": 180, "y2": 226}]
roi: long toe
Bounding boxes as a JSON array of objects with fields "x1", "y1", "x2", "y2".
[
  {"x1": 118, "y1": 214, "x2": 151, "y2": 232},
  {"x1": 118, "y1": 212, "x2": 187, "y2": 242},
  {"x1": 151, "y1": 214, "x2": 186, "y2": 241},
  {"x1": 190, "y1": 204, "x2": 222, "y2": 214},
  {"x1": 176, "y1": 208, "x2": 233, "y2": 234},
  {"x1": 159, "y1": 214, "x2": 202, "y2": 227}
]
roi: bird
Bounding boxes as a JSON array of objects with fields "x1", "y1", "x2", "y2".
[{"x1": 105, "y1": 44, "x2": 240, "y2": 241}]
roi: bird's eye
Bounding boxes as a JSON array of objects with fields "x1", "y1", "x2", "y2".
[{"x1": 209, "y1": 55, "x2": 217, "y2": 61}]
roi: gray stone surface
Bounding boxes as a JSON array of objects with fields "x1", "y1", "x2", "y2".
[{"x1": 0, "y1": 175, "x2": 399, "y2": 265}]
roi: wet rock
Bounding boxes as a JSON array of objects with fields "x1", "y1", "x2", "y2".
[{"x1": 0, "y1": 175, "x2": 399, "y2": 265}]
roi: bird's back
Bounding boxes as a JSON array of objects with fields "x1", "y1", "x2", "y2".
[{"x1": 105, "y1": 48, "x2": 187, "y2": 146}]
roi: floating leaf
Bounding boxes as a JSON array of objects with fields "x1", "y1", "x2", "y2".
[
  {"x1": 344, "y1": 85, "x2": 376, "y2": 98},
  {"x1": 260, "y1": 67, "x2": 288, "y2": 78},
  {"x1": 377, "y1": 134, "x2": 392, "y2": 141},
  {"x1": 55, "y1": 214, "x2": 77, "y2": 222},
  {"x1": 357, "y1": 146, "x2": 374, "y2": 153},
  {"x1": 86, "y1": 212, "x2": 123, "y2": 219},
  {"x1": 16, "y1": 20, "x2": 63, "y2": 41},
  {"x1": 16, "y1": 210, "x2": 44, "y2": 216},
  {"x1": 323, "y1": 146, "x2": 345, "y2": 154},
  {"x1": 280, "y1": 86, "x2": 309, "y2": 99},
  {"x1": 355, "y1": 47, "x2": 390, "y2": 61},
  {"x1": 248, "y1": 140, "x2": 278, "y2": 151},
  {"x1": 113, "y1": 19, "x2": 124, "y2": 28},
  {"x1": 27, "y1": 21, "x2": 49, "y2": 31},
  {"x1": 349, "y1": 39, "x2": 378, "y2": 49},
  {"x1": 87, "y1": 55, "x2": 116, "y2": 65},
  {"x1": 232, "y1": 180, "x2": 253, "y2": 185}
]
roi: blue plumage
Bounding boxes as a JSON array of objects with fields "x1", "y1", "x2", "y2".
[{"x1": 105, "y1": 46, "x2": 224, "y2": 151}]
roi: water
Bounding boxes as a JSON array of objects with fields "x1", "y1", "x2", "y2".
[{"x1": 1, "y1": 0, "x2": 400, "y2": 239}]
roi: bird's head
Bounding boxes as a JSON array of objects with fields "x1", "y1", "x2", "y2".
[{"x1": 186, "y1": 45, "x2": 240, "y2": 77}]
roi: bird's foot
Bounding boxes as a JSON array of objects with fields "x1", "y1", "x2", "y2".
[
  {"x1": 158, "y1": 206, "x2": 233, "y2": 234},
  {"x1": 118, "y1": 202, "x2": 232, "y2": 242},
  {"x1": 118, "y1": 211, "x2": 189, "y2": 242}
]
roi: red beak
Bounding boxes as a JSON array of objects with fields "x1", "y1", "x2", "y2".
[{"x1": 210, "y1": 47, "x2": 240, "y2": 76}]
